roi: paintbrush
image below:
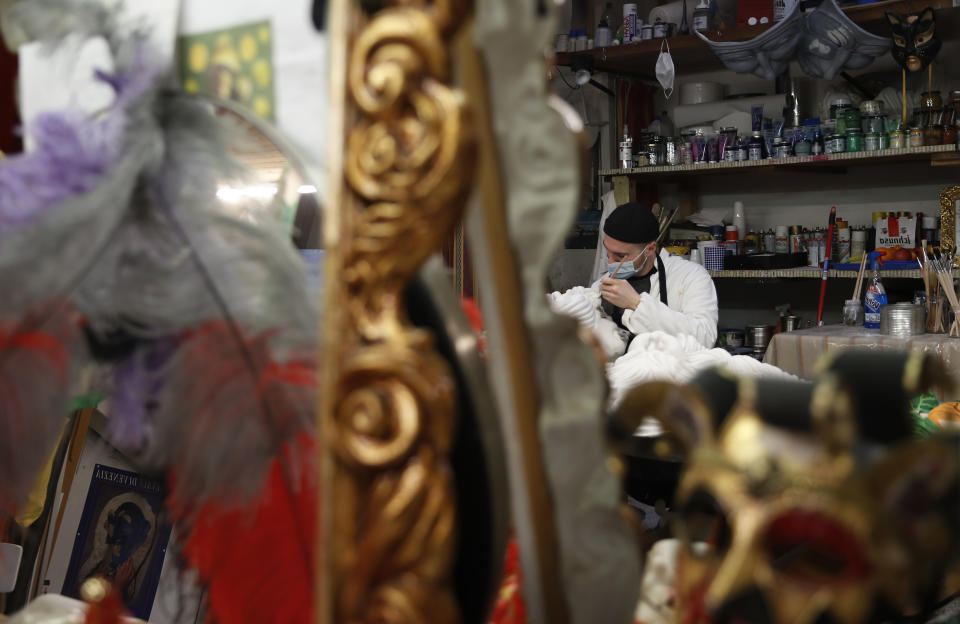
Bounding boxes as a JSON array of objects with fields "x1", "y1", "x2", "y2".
[
  {"x1": 816, "y1": 207, "x2": 837, "y2": 326},
  {"x1": 852, "y1": 252, "x2": 868, "y2": 302}
]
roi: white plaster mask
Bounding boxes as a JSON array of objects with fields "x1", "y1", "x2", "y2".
[{"x1": 655, "y1": 39, "x2": 675, "y2": 98}]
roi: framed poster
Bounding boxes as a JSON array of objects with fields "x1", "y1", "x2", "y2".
[{"x1": 58, "y1": 465, "x2": 172, "y2": 621}]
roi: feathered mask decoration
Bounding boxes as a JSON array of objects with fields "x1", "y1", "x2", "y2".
[{"x1": 0, "y1": 2, "x2": 318, "y2": 621}]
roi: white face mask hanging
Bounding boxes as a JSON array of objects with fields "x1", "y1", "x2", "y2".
[{"x1": 655, "y1": 39, "x2": 675, "y2": 98}]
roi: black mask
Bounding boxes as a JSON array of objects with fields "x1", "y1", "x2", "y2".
[{"x1": 885, "y1": 8, "x2": 941, "y2": 73}]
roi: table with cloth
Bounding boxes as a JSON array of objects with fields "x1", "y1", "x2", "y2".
[{"x1": 764, "y1": 325, "x2": 960, "y2": 401}]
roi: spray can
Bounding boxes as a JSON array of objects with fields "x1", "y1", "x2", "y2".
[{"x1": 623, "y1": 3, "x2": 638, "y2": 42}]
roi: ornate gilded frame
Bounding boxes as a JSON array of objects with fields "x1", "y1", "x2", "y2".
[
  {"x1": 322, "y1": 0, "x2": 641, "y2": 622},
  {"x1": 320, "y1": 0, "x2": 476, "y2": 622},
  {"x1": 939, "y1": 185, "x2": 959, "y2": 264}
]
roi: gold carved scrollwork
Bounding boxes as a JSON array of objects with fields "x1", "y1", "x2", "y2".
[{"x1": 323, "y1": 0, "x2": 474, "y2": 622}]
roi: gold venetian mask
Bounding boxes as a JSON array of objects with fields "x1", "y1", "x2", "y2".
[{"x1": 620, "y1": 352, "x2": 960, "y2": 624}]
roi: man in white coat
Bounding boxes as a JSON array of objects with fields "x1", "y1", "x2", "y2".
[{"x1": 594, "y1": 202, "x2": 718, "y2": 352}]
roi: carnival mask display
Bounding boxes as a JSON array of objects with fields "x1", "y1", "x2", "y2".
[
  {"x1": 886, "y1": 8, "x2": 941, "y2": 73},
  {"x1": 620, "y1": 352, "x2": 960, "y2": 624},
  {"x1": 697, "y1": 0, "x2": 890, "y2": 81},
  {"x1": 798, "y1": 0, "x2": 891, "y2": 80},
  {"x1": 694, "y1": 6, "x2": 802, "y2": 80}
]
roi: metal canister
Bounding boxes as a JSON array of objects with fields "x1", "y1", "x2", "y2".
[
  {"x1": 909, "y1": 127, "x2": 924, "y2": 147},
  {"x1": 861, "y1": 114, "x2": 883, "y2": 134},
  {"x1": 890, "y1": 129, "x2": 905, "y2": 149},
  {"x1": 665, "y1": 137, "x2": 681, "y2": 165},
  {"x1": 846, "y1": 129, "x2": 863, "y2": 153},
  {"x1": 825, "y1": 134, "x2": 845, "y2": 154},
  {"x1": 864, "y1": 131, "x2": 880, "y2": 151}
]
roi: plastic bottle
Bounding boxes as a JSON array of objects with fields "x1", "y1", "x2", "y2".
[
  {"x1": 659, "y1": 110, "x2": 676, "y2": 137},
  {"x1": 732, "y1": 201, "x2": 746, "y2": 240},
  {"x1": 648, "y1": 115, "x2": 662, "y2": 137},
  {"x1": 596, "y1": 3, "x2": 614, "y2": 47},
  {"x1": 863, "y1": 257, "x2": 888, "y2": 329},
  {"x1": 693, "y1": 0, "x2": 711, "y2": 31}
]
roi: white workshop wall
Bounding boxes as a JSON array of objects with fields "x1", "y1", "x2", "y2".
[{"x1": 179, "y1": 0, "x2": 328, "y2": 190}]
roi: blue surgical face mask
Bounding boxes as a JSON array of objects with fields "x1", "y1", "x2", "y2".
[{"x1": 607, "y1": 249, "x2": 648, "y2": 279}]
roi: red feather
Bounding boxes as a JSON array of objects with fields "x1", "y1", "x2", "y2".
[{"x1": 168, "y1": 433, "x2": 317, "y2": 624}]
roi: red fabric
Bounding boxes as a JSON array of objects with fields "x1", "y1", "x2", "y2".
[
  {"x1": 169, "y1": 434, "x2": 317, "y2": 624},
  {"x1": 488, "y1": 537, "x2": 526, "y2": 624}
]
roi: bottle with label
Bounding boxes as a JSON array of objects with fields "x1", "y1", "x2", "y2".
[
  {"x1": 775, "y1": 225, "x2": 789, "y2": 254},
  {"x1": 619, "y1": 125, "x2": 633, "y2": 169},
  {"x1": 863, "y1": 257, "x2": 888, "y2": 329},
  {"x1": 595, "y1": 3, "x2": 613, "y2": 47},
  {"x1": 693, "y1": 0, "x2": 711, "y2": 31}
]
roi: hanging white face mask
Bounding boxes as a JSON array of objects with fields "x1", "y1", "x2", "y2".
[{"x1": 656, "y1": 40, "x2": 675, "y2": 98}]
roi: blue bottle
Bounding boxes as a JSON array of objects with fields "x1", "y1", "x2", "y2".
[{"x1": 863, "y1": 256, "x2": 887, "y2": 329}]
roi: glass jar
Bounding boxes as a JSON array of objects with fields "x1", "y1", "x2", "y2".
[
  {"x1": 825, "y1": 133, "x2": 845, "y2": 154},
  {"x1": 794, "y1": 138, "x2": 812, "y2": 156},
  {"x1": 949, "y1": 90, "x2": 960, "y2": 124},
  {"x1": 845, "y1": 129, "x2": 864, "y2": 153},
  {"x1": 924, "y1": 125, "x2": 943, "y2": 146},
  {"x1": 909, "y1": 127, "x2": 924, "y2": 147},
  {"x1": 665, "y1": 137, "x2": 681, "y2": 165},
  {"x1": 748, "y1": 133, "x2": 765, "y2": 160},
  {"x1": 920, "y1": 90, "x2": 943, "y2": 109},
  {"x1": 736, "y1": 137, "x2": 749, "y2": 161},
  {"x1": 719, "y1": 127, "x2": 738, "y2": 161},
  {"x1": 844, "y1": 108, "x2": 862, "y2": 133},
  {"x1": 861, "y1": 114, "x2": 883, "y2": 134},
  {"x1": 648, "y1": 137, "x2": 666, "y2": 165},
  {"x1": 943, "y1": 125, "x2": 957, "y2": 146},
  {"x1": 864, "y1": 131, "x2": 880, "y2": 151},
  {"x1": 681, "y1": 144, "x2": 694, "y2": 165},
  {"x1": 835, "y1": 109, "x2": 848, "y2": 134},
  {"x1": 890, "y1": 129, "x2": 905, "y2": 149},
  {"x1": 879, "y1": 131, "x2": 890, "y2": 150},
  {"x1": 859, "y1": 99, "x2": 881, "y2": 116}
]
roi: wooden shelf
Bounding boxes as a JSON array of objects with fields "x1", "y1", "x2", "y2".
[
  {"x1": 709, "y1": 268, "x2": 959, "y2": 279},
  {"x1": 556, "y1": 0, "x2": 960, "y2": 76},
  {"x1": 600, "y1": 144, "x2": 958, "y2": 180}
]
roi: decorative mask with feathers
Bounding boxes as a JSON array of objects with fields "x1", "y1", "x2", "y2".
[
  {"x1": 616, "y1": 350, "x2": 960, "y2": 624},
  {"x1": 0, "y1": 2, "x2": 318, "y2": 622}
]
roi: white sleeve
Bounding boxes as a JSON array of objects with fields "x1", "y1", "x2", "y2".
[
  {"x1": 620, "y1": 261, "x2": 718, "y2": 348},
  {"x1": 549, "y1": 285, "x2": 628, "y2": 359}
]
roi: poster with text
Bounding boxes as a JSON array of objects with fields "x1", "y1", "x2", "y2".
[
  {"x1": 178, "y1": 20, "x2": 275, "y2": 120},
  {"x1": 60, "y1": 465, "x2": 172, "y2": 620}
]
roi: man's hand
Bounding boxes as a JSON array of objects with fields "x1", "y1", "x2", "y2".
[{"x1": 600, "y1": 277, "x2": 642, "y2": 310}]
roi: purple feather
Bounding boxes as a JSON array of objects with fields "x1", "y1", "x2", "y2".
[
  {"x1": 0, "y1": 40, "x2": 164, "y2": 233},
  {"x1": 109, "y1": 336, "x2": 178, "y2": 449}
]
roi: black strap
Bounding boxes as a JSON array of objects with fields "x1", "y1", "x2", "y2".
[{"x1": 657, "y1": 254, "x2": 668, "y2": 306}]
